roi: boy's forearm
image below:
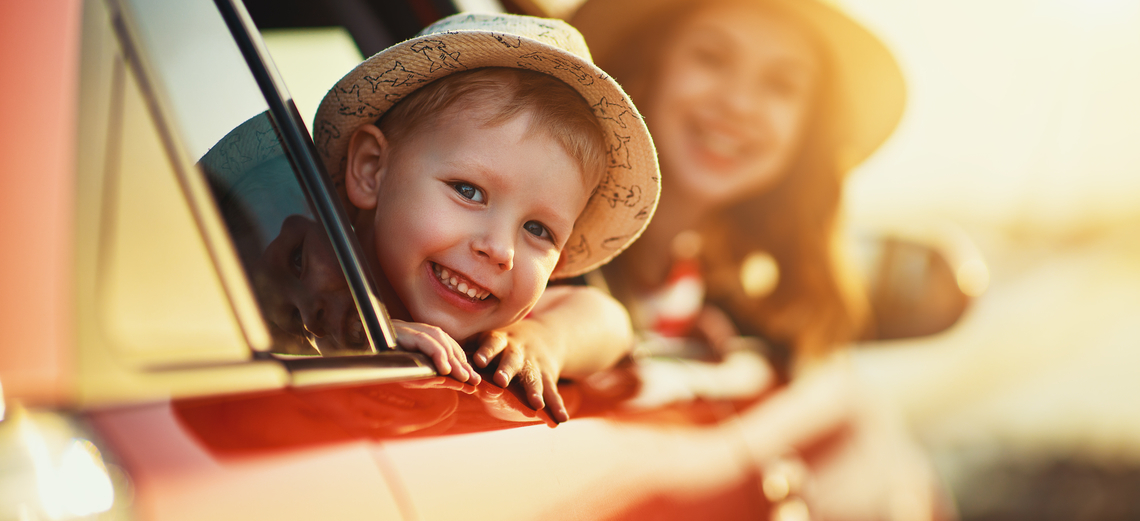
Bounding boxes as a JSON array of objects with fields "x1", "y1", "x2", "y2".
[{"x1": 528, "y1": 285, "x2": 634, "y2": 379}]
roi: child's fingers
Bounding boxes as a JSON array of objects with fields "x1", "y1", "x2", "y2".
[
  {"x1": 494, "y1": 346, "x2": 525, "y2": 387},
  {"x1": 398, "y1": 329, "x2": 451, "y2": 375},
  {"x1": 441, "y1": 342, "x2": 472, "y2": 383},
  {"x1": 542, "y1": 372, "x2": 569, "y2": 423},
  {"x1": 474, "y1": 331, "x2": 508, "y2": 368},
  {"x1": 453, "y1": 350, "x2": 481, "y2": 385},
  {"x1": 520, "y1": 360, "x2": 545, "y2": 412},
  {"x1": 393, "y1": 320, "x2": 469, "y2": 382}
]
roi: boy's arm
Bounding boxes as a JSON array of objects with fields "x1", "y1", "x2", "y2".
[
  {"x1": 527, "y1": 284, "x2": 635, "y2": 378},
  {"x1": 473, "y1": 285, "x2": 634, "y2": 422}
]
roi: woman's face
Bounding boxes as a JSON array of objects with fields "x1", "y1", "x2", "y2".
[{"x1": 648, "y1": 2, "x2": 821, "y2": 207}]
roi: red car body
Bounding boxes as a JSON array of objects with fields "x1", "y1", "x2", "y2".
[{"x1": 0, "y1": 2, "x2": 784, "y2": 519}]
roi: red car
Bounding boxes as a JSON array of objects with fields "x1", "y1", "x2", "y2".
[{"x1": 0, "y1": 1, "x2": 953, "y2": 520}]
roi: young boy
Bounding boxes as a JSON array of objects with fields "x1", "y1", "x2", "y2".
[{"x1": 312, "y1": 13, "x2": 659, "y2": 422}]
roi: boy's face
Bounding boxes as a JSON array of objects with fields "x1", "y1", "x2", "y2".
[{"x1": 349, "y1": 107, "x2": 592, "y2": 343}]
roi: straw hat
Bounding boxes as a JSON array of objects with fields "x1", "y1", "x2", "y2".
[
  {"x1": 569, "y1": 0, "x2": 906, "y2": 170},
  {"x1": 314, "y1": 13, "x2": 660, "y2": 279}
]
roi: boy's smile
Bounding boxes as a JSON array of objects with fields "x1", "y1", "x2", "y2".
[
  {"x1": 431, "y1": 262, "x2": 492, "y2": 301},
  {"x1": 348, "y1": 105, "x2": 592, "y2": 344}
]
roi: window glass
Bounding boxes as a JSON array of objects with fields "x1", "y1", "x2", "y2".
[{"x1": 120, "y1": 0, "x2": 375, "y2": 356}]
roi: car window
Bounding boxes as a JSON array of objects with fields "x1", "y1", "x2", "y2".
[{"x1": 110, "y1": 0, "x2": 395, "y2": 358}]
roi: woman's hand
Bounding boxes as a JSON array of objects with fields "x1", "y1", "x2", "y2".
[
  {"x1": 473, "y1": 320, "x2": 570, "y2": 423},
  {"x1": 392, "y1": 319, "x2": 481, "y2": 385},
  {"x1": 735, "y1": 357, "x2": 943, "y2": 521}
]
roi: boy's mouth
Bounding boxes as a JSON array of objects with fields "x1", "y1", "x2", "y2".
[{"x1": 432, "y1": 262, "x2": 493, "y2": 301}]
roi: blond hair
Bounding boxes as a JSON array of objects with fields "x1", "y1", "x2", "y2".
[{"x1": 377, "y1": 67, "x2": 606, "y2": 188}]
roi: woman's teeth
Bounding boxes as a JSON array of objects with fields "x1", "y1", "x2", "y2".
[
  {"x1": 693, "y1": 123, "x2": 750, "y2": 158},
  {"x1": 700, "y1": 130, "x2": 743, "y2": 157},
  {"x1": 433, "y1": 264, "x2": 491, "y2": 301}
]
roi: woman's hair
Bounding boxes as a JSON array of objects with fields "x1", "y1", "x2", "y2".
[
  {"x1": 377, "y1": 67, "x2": 607, "y2": 189},
  {"x1": 601, "y1": 0, "x2": 868, "y2": 360}
]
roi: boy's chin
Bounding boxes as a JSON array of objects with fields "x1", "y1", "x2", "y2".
[
  {"x1": 420, "y1": 314, "x2": 478, "y2": 345},
  {"x1": 447, "y1": 328, "x2": 477, "y2": 346}
]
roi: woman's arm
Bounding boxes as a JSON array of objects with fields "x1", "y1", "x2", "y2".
[{"x1": 731, "y1": 356, "x2": 944, "y2": 521}]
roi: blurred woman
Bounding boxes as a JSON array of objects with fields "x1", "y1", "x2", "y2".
[
  {"x1": 572, "y1": 0, "x2": 905, "y2": 366},
  {"x1": 569, "y1": 1, "x2": 947, "y2": 519}
]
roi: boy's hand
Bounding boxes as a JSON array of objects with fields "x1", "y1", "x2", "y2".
[
  {"x1": 473, "y1": 321, "x2": 569, "y2": 423},
  {"x1": 392, "y1": 319, "x2": 481, "y2": 385}
]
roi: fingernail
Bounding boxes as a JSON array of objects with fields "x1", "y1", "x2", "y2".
[
  {"x1": 496, "y1": 371, "x2": 509, "y2": 387},
  {"x1": 475, "y1": 353, "x2": 487, "y2": 366}
]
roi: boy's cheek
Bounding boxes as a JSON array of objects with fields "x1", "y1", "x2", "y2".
[
  {"x1": 535, "y1": 249, "x2": 561, "y2": 277},
  {"x1": 513, "y1": 263, "x2": 555, "y2": 320}
]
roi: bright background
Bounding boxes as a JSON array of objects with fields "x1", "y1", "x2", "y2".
[
  {"x1": 843, "y1": 0, "x2": 1140, "y2": 233},
  {"x1": 832, "y1": 0, "x2": 1140, "y2": 508}
]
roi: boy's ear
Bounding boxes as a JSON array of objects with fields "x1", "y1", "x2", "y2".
[{"x1": 345, "y1": 123, "x2": 391, "y2": 211}]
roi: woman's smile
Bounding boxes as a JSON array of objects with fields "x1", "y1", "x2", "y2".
[{"x1": 684, "y1": 113, "x2": 765, "y2": 170}]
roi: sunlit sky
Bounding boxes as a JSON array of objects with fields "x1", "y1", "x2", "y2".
[{"x1": 840, "y1": 0, "x2": 1140, "y2": 233}]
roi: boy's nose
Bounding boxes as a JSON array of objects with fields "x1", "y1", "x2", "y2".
[{"x1": 473, "y1": 231, "x2": 514, "y2": 271}]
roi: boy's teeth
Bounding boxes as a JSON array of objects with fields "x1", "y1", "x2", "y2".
[{"x1": 434, "y1": 263, "x2": 492, "y2": 301}]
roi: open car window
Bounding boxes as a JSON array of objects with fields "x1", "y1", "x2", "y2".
[{"x1": 109, "y1": 0, "x2": 398, "y2": 358}]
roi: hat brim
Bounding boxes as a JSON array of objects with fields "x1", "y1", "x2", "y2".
[
  {"x1": 569, "y1": 0, "x2": 906, "y2": 170},
  {"x1": 314, "y1": 21, "x2": 659, "y2": 279}
]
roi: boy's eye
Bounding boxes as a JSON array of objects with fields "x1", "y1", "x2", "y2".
[
  {"x1": 290, "y1": 243, "x2": 304, "y2": 277},
  {"x1": 523, "y1": 221, "x2": 551, "y2": 241},
  {"x1": 451, "y1": 182, "x2": 485, "y2": 203}
]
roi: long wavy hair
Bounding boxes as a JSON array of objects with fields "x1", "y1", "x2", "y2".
[{"x1": 599, "y1": 0, "x2": 868, "y2": 360}]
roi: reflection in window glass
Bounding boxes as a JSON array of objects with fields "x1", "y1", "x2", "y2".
[
  {"x1": 198, "y1": 113, "x2": 368, "y2": 356},
  {"x1": 122, "y1": 0, "x2": 266, "y2": 159}
]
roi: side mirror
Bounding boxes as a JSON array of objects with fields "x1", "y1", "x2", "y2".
[{"x1": 853, "y1": 224, "x2": 988, "y2": 340}]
